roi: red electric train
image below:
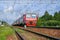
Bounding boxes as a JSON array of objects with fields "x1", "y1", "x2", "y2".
[{"x1": 13, "y1": 13, "x2": 38, "y2": 27}]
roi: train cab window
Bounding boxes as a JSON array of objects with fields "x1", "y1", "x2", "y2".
[
  {"x1": 32, "y1": 15, "x2": 36, "y2": 18},
  {"x1": 26, "y1": 14, "x2": 31, "y2": 18}
]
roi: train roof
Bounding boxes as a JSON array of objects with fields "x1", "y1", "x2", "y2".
[{"x1": 24, "y1": 13, "x2": 37, "y2": 15}]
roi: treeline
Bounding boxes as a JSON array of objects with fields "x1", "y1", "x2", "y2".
[
  {"x1": 37, "y1": 11, "x2": 60, "y2": 27},
  {"x1": 0, "y1": 20, "x2": 8, "y2": 25}
]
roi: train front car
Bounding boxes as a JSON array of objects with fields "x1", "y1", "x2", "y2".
[{"x1": 24, "y1": 13, "x2": 38, "y2": 27}]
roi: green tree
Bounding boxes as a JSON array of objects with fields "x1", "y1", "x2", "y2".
[
  {"x1": 41, "y1": 11, "x2": 53, "y2": 21},
  {"x1": 37, "y1": 11, "x2": 60, "y2": 27},
  {"x1": 54, "y1": 11, "x2": 60, "y2": 21}
]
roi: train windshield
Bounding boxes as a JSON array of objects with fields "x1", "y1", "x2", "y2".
[
  {"x1": 26, "y1": 14, "x2": 31, "y2": 18},
  {"x1": 32, "y1": 14, "x2": 36, "y2": 18},
  {"x1": 26, "y1": 14, "x2": 36, "y2": 18}
]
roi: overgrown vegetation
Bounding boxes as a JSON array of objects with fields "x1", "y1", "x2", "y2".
[
  {"x1": 0, "y1": 26, "x2": 14, "y2": 40},
  {"x1": 0, "y1": 21, "x2": 15, "y2": 40},
  {"x1": 37, "y1": 11, "x2": 60, "y2": 27}
]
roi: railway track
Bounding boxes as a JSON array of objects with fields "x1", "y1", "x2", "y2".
[
  {"x1": 15, "y1": 31, "x2": 24, "y2": 40},
  {"x1": 12, "y1": 27, "x2": 25, "y2": 40},
  {"x1": 17, "y1": 27, "x2": 60, "y2": 40},
  {"x1": 12, "y1": 26, "x2": 60, "y2": 40},
  {"x1": 15, "y1": 28, "x2": 49, "y2": 40},
  {"x1": 32, "y1": 27, "x2": 60, "y2": 29}
]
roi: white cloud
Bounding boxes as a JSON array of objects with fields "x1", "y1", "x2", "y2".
[{"x1": 4, "y1": 6, "x2": 13, "y2": 13}]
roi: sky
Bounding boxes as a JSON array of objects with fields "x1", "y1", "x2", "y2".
[{"x1": 0, "y1": 0, "x2": 60, "y2": 24}]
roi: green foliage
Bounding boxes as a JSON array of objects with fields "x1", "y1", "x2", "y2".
[
  {"x1": 44, "y1": 20, "x2": 60, "y2": 26},
  {"x1": 37, "y1": 11, "x2": 60, "y2": 27},
  {"x1": 41, "y1": 11, "x2": 53, "y2": 20},
  {"x1": 37, "y1": 18, "x2": 46, "y2": 27},
  {"x1": 37, "y1": 20, "x2": 60, "y2": 27},
  {"x1": 0, "y1": 26, "x2": 14, "y2": 40},
  {"x1": 54, "y1": 11, "x2": 60, "y2": 21}
]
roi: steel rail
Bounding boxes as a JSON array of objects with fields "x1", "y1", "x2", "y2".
[{"x1": 19, "y1": 28, "x2": 60, "y2": 40}]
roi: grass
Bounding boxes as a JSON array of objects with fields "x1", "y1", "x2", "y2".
[
  {"x1": 0, "y1": 25, "x2": 14, "y2": 40},
  {"x1": 16, "y1": 28, "x2": 25, "y2": 33}
]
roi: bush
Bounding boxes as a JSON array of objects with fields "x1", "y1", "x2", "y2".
[
  {"x1": 37, "y1": 20, "x2": 60, "y2": 27},
  {"x1": 36, "y1": 19, "x2": 45, "y2": 27},
  {"x1": 45, "y1": 20, "x2": 60, "y2": 26}
]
